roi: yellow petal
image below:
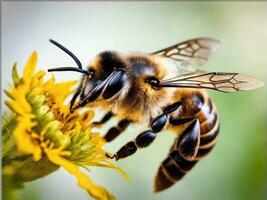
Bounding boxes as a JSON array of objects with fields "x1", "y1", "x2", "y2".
[
  {"x1": 50, "y1": 81, "x2": 77, "y2": 103},
  {"x1": 5, "y1": 100, "x2": 28, "y2": 116},
  {"x1": 46, "y1": 149, "x2": 116, "y2": 200},
  {"x1": 13, "y1": 116, "x2": 42, "y2": 161},
  {"x1": 23, "y1": 51, "x2": 37, "y2": 84},
  {"x1": 43, "y1": 76, "x2": 55, "y2": 90},
  {"x1": 98, "y1": 160, "x2": 130, "y2": 181},
  {"x1": 4, "y1": 89, "x2": 14, "y2": 100},
  {"x1": 31, "y1": 70, "x2": 46, "y2": 87},
  {"x1": 33, "y1": 70, "x2": 46, "y2": 80},
  {"x1": 12, "y1": 63, "x2": 20, "y2": 86},
  {"x1": 6, "y1": 85, "x2": 32, "y2": 114}
]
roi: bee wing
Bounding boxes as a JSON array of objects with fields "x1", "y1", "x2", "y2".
[
  {"x1": 151, "y1": 38, "x2": 220, "y2": 73},
  {"x1": 159, "y1": 71, "x2": 264, "y2": 93}
]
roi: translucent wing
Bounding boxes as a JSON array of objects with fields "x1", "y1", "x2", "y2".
[
  {"x1": 159, "y1": 71, "x2": 264, "y2": 93},
  {"x1": 151, "y1": 38, "x2": 220, "y2": 73}
]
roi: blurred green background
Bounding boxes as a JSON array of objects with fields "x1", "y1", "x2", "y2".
[{"x1": 2, "y1": 2, "x2": 266, "y2": 200}]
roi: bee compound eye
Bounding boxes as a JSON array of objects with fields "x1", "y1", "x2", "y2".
[{"x1": 145, "y1": 77, "x2": 160, "y2": 88}]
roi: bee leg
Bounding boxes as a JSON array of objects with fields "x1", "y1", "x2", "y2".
[
  {"x1": 91, "y1": 112, "x2": 114, "y2": 128},
  {"x1": 91, "y1": 112, "x2": 131, "y2": 142},
  {"x1": 108, "y1": 102, "x2": 182, "y2": 161},
  {"x1": 69, "y1": 87, "x2": 83, "y2": 112},
  {"x1": 104, "y1": 119, "x2": 132, "y2": 142},
  {"x1": 176, "y1": 119, "x2": 200, "y2": 160},
  {"x1": 154, "y1": 118, "x2": 201, "y2": 192}
]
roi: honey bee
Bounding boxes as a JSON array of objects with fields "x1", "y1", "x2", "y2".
[{"x1": 48, "y1": 38, "x2": 263, "y2": 192}]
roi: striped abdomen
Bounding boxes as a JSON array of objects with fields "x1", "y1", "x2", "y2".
[{"x1": 154, "y1": 90, "x2": 220, "y2": 192}]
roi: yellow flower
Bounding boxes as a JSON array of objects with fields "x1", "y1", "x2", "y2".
[{"x1": 3, "y1": 52, "x2": 129, "y2": 200}]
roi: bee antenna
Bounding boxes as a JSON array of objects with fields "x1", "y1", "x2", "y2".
[
  {"x1": 49, "y1": 39, "x2": 83, "y2": 70},
  {"x1": 47, "y1": 67, "x2": 91, "y2": 76}
]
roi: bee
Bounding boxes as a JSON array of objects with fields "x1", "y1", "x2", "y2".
[{"x1": 48, "y1": 38, "x2": 263, "y2": 192}]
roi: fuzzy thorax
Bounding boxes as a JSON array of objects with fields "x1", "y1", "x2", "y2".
[{"x1": 86, "y1": 52, "x2": 179, "y2": 122}]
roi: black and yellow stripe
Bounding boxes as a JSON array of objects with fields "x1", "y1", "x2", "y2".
[{"x1": 155, "y1": 90, "x2": 220, "y2": 192}]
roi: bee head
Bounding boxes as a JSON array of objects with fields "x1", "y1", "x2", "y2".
[
  {"x1": 47, "y1": 40, "x2": 129, "y2": 112},
  {"x1": 72, "y1": 51, "x2": 130, "y2": 111}
]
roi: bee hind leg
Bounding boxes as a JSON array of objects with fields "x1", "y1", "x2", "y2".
[{"x1": 154, "y1": 118, "x2": 200, "y2": 192}]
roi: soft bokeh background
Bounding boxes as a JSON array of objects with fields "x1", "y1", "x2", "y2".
[{"x1": 2, "y1": 2, "x2": 266, "y2": 200}]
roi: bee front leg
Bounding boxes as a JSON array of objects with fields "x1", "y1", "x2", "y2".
[
  {"x1": 104, "y1": 119, "x2": 132, "y2": 142},
  {"x1": 92, "y1": 112, "x2": 132, "y2": 142},
  {"x1": 91, "y1": 112, "x2": 114, "y2": 128},
  {"x1": 107, "y1": 102, "x2": 182, "y2": 161}
]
